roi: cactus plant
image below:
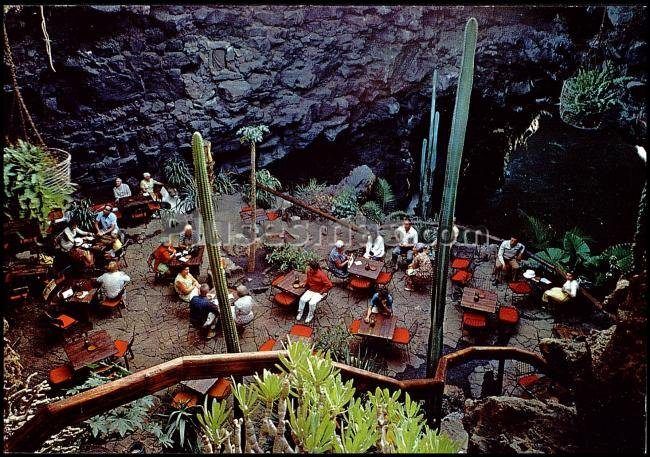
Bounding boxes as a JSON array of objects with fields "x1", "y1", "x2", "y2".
[
  {"x1": 427, "y1": 18, "x2": 478, "y2": 379},
  {"x1": 191, "y1": 132, "x2": 240, "y2": 353},
  {"x1": 420, "y1": 70, "x2": 440, "y2": 220}
]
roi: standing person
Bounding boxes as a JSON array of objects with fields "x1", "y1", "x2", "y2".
[
  {"x1": 405, "y1": 243, "x2": 433, "y2": 291},
  {"x1": 542, "y1": 272, "x2": 579, "y2": 304},
  {"x1": 363, "y1": 288, "x2": 394, "y2": 323},
  {"x1": 96, "y1": 261, "x2": 131, "y2": 300},
  {"x1": 148, "y1": 240, "x2": 176, "y2": 275},
  {"x1": 94, "y1": 205, "x2": 119, "y2": 237},
  {"x1": 297, "y1": 260, "x2": 333, "y2": 324},
  {"x1": 328, "y1": 240, "x2": 350, "y2": 279},
  {"x1": 232, "y1": 285, "x2": 255, "y2": 327},
  {"x1": 190, "y1": 284, "x2": 221, "y2": 336},
  {"x1": 391, "y1": 217, "x2": 419, "y2": 266},
  {"x1": 174, "y1": 266, "x2": 200, "y2": 302},
  {"x1": 113, "y1": 177, "x2": 132, "y2": 201},
  {"x1": 494, "y1": 236, "x2": 526, "y2": 284},
  {"x1": 363, "y1": 225, "x2": 385, "y2": 260},
  {"x1": 178, "y1": 224, "x2": 199, "y2": 250},
  {"x1": 140, "y1": 172, "x2": 163, "y2": 201}
]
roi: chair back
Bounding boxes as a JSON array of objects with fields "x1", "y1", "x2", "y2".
[
  {"x1": 42, "y1": 279, "x2": 58, "y2": 302},
  {"x1": 43, "y1": 311, "x2": 63, "y2": 327},
  {"x1": 126, "y1": 328, "x2": 136, "y2": 350}
]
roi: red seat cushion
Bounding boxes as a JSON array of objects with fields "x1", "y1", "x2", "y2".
[
  {"x1": 451, "y1": 258, "x2": 471, "y2": 269},
  {"x1": 114, "y1": 339, "x2": 129, "y2": 358},
  {"x1": 392, "y1": 327, "x2": 410, "y2": 344},
  {"x1": 271, "y1": 274, "x2": 286, "y2": 287},
  {"x1": 518, "y1": 373, "x2": 542, "y2": 388},
  {"x1": 375, "y1": 272, "x2": 393, "y2": 285},
  {"x1": 48, "y1": 365, "x2": 74, "y2": 385},
  {"x1": 349, "y1": 277, "x2": 372, "y2": 289},
  {"x1": 349, "y1": 319, "x2": 361, "y2": 334},
  {"x1": 508, "y1": 281, "x2": 532, "y2": 295},
  {"x1": 289, "y1": 324, "x2": 313, "y2": 338},
  {"x1": 102, "y1": 296, "x2": 123, "y2": 308},
  {"x1": 56, "y1": 314, "x2": 77, "y2": 329},
  {"x1": 273, "y1": 291, "x2": 296, "y2": 307},
  {"x1": 498, "y1": 306, "x2": 520, "y2": 324},
  {"x1": 208, "y1": 378, "x2": 232, "y2": 399},
  {"x1": 451, "y1": 270, "x2": 472, "y2": 284},
  {"x1": 172, "y1": 391, "x2": 199, "y2": 409},
  {"x1": 463, "y1": 312, "x2": 487, "y2": 328},
  {"x1": 266, "y1": 210, "x2": 280, "y2": 221},
  {"x1": 259, "y1": 338, "x2": 277, "y2": 351}
]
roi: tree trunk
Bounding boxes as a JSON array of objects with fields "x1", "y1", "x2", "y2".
[{"x1": 247, "y1": 142, "x2": 257, "y2": 273}]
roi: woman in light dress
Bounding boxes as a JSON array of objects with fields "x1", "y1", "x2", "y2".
[{"x1": 174, "y1": 266, "x2": 200, "y2": 302}]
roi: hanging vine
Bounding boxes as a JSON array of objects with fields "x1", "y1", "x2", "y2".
[{"x1": 40, "y1": 6, "x2": 56, "y2": 72}]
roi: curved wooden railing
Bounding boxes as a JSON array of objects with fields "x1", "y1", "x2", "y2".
[{"x1": 5, "y1": 346, "x2": 547, "y2": 452}]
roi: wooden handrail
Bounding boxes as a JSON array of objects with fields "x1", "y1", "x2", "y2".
[{"x1": 6, "y1": 346, "x2": 547, "y2": 452}]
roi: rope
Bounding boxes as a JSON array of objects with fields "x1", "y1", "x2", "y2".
[
  {"x1": 2, "y1": 19, "x2": 46, "y2": 147},
  {"x1": 40, "y1": 6, "x2": 55, "y2": 72}
]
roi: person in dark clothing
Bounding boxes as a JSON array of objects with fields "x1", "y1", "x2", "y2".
[{"x1": 189, "y1": 284, "x2": 220, "y2": 334}]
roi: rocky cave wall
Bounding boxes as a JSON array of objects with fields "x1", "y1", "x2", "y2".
[{"x1": 3, "y1": 5, "x2": 646, "y2": 208}]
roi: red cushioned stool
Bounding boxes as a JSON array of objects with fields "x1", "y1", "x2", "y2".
[
  {"x1": 498, "y1": 306, "x2": 520, "y2": 325},
  {"x1": 451, "y1": 258, "x2": 471, "y2": 270},
  {"x1": 508, "y1": 281, "x2": 532, "y2": 295},
  {"x1": 462, "y1": 311, "x2": 487, "y2": 329},
  {"x1": 451, "y1": 270, "x2": 473, "y2": 286}
]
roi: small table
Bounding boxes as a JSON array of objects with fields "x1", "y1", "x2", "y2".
[
  {"x1": 357, "y1": 314, "x2": 398, "y2": 340},
  {"x1": 59, "y1": 279, "x2": 98, "y2": 320},
  {"x1": 460, "y1": 287, "x2": 498, "y2": 314},
  {"x1": 168, "y1": 245, "x2": 205, "y2": 277},
  {"x1": 240, "y1": 208, "x2": 268, "y2": 224},
  {"x1": 181, "y1": 378, "x2": 220, "y2": 396},
  {"x1": 274, "y1": 270, "x2": 307, "y2": 297},
  {"x1": 64, "y1": 330, "x2": 117, "y2": 371},
  {"x1": 348, "y1": 258, "x2": 384, "y2": 282}
]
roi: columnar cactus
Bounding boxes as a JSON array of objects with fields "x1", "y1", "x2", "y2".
[
  {"x1": 427, "y1": 18, "x2": 478, "y2": 377},
  {"x1": 420, "y1": 70, "x2": 440, "y2": 220},
  {"x1": 191, "y1": 132, "x2": 241, "y2": 353}
]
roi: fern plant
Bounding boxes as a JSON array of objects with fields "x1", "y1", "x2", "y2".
[
  {"x1": 332, "y1": 187, "x2": 359, "y2": 219},
  {"x1": 360, "y1": 201, "x2": 384, "y2": 224},
  {"x1": 243, "y1": 169, "x2": 281, "y2": 209},
  {"x1": 520, "y1": 211, "x2": 556, "y2": 251},
  {"x1": 373, "y1": 178, "x2": 395, "y2": 213}
]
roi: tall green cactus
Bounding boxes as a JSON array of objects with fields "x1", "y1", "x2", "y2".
[
  {"x1": 427, "y1": 18, "x2": 478, "y2": 378},
  {"x1": 191, "y1": 132, "x2": 241, "y2": 353},
  {"x1": 420, "y1": 70, "x2": 440, "y2": 220}
]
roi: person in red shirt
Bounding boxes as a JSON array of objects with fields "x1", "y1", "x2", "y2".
[
  {"x1": 148, "y1": 240, "x2": 176, "y2": 274},
  {"x1": 297, "y1": 260, "x2": 333, "y2": 323}
]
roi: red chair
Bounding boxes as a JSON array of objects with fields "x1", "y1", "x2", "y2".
[
  {"x1": 392, "y1": 321, "x2": 418, "y2": 360},
  {"x1": 207, "y1": 378, "x2": 232, "y2": 400},
  {"x1": 375, "y1": 271, "x2": 393, "y2": 287},
  {"x1": 44, "y1": 311, "x2": 78, "y2": 336},
  {"x1": 289, "y1": 324, "x2": 313, "y2": 338},
  {"x1": 451, "y1": 270, "x2": 473, "y2": 286},
  {"x1": 100, "y1": 294, "x2": 125, "y2": 318},
  {"x1": 517, "y1": 373, "x2": 544, "y2": 399},
  {"x1": 347, "y1": 276, "x2": 373, "y2": 305},
  {"x1": 48, "y1": 364, "x2": 75, "y2": 387},
  {"x1": 172, "y1": 391, "x2": 199, "y2": 409},
  {"x1": 508, "y1": 281, "x2": 532, "y2": 306},
  {"x1": 273, "y1": 291, "x2": 297, "y2": 308},
  {"x1": 266, "y1": 210, "x2": 280, "y2": 221},
  {"x1": 462, "y1": 312, "x2": 487, "y2": 330},
  {"x1": 348, "y1": 319, "x2": 361, "y2": 334},
  {"x1": 114, "y1": 332, "x2": 135, "y2": 370},
  {"x1": 451, "y1": 258, "x2": 471, "y2": 270},
  {"x1": 498, "y1": 306, "x2": 520, "y2": 326},
  {"x1": 258, "y1": 338, "x2": 277, "y2": 351}
]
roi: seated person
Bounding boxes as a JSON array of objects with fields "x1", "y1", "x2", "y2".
[
  {"x1": 104, "y1": 231, "x2": 124, "y2": 261},
  {"x1": 542, "y1": 272, "x2": 579, "y2": 304},
  {"x1": 148, "y1": 240, "x2": 176, "y2": 275},
  {"x1": 189, "y1": 284, "x2": 220, "y2": 333},
  {"x1": 363, "y1": 225, "x2": 385, "y2": 260},
  {"x1": 94, "y1": 205, "x2": 120, "y2": 237},
  {"x1": 432, "y1": 217, "x2": 459, "y2": 248},
  {"x1": 232, "y1": 285, "x2": 255, "y2": 327},
  {"x1": 364, "y1": 288, "x2": 394, "y2": 323},
  {"x1": 297, "y1": 260, "x2": 333, "y2": 324},
  {"x1": 405, "y1": 243, "x2": 433, "y2": 291},
  {"x1": 113, "y1": 177, "x2": 132, "y2": 202},
  {"x1": 178, "y1": 224, "x2": 199, "y2": 250},
  {"x1": 174, "y1": 266, "x2": 200, "y2": 302},
  {"x1": 69, "y1": 238, "x2": 96, "y2": 269},
  {"x1": 96, "y1": 261, "x2": 131, "y2": 300},
  {"x1": 494, "y1": 236, "x2": 526, "y2": 284},
  {"x1": 328, "y1": 240, "x2": 350, "y2": 279},
  {"x1": 140, "y1": 172, "x2": 163, "y2": 201},
  {"x1": 391, "y1": 217, "x2": 419, "y2": 266},
  {"x1": 57, "y1": 219, "x2": 93, "y2": 252}
]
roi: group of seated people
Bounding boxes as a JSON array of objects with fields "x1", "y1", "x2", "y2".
[
  {"x1": 147, "y1": 224, "x2": 200, "y2": 275},
  {"x1": 112, "y1": 172, "x2": 166, "y2": 203}
]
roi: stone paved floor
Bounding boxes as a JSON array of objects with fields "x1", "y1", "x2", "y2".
[{"x1": 5, "y1": 196, "x2": 596, "y2": 404}]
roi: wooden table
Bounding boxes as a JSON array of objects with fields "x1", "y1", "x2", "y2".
[
  {"x1": 240, "y1": 208, "x2": 268, "y2": 224},
  {"x1": 59, "y1": 278, "x2": 97, "y2": 320},
  {"x1": 357, "y1": 314, "x2": 398, "y2": 340},
  {"x1": 460, "y1": 287, "x2": 498, "y2": 314},
  {"x1": 348, "y1": 258, "x2": 384, "y2": 281},
  {"x1": 168, "y1": 245, "x2": 205, "y2": 277},
  {"x1": 274, "y1": 270, "x2": 307, "y2": 297},
  {"x1": 181, "y1": 378, "x2": 220, "y2": 395},
  {"x1": 64, "y1": 330, "x2": 117, "y2": 371}
]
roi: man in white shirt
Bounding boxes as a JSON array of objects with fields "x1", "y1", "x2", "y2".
[
  {"x1": 391, "y1": 218, "x2": 419, "y2": 265},
  {"x1": 494, "y1": 236, "x2": 526, "y2": 284},
  {"x1": 113, "y1": 177, "x2": 132, "y2": 201},
  {"x1": 96, "y1": 261, "x2": 131, "y2": 300},
  {"x1": 542, "y1": 272, "x2": 579, "y2": 304}
]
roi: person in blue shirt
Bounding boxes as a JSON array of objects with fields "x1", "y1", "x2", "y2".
[
  {"x1": 364, "y1": 288, "x2": 393, "y2": 323},
  {"x1": 189, "y1": 284, "x2": 220, "y2": 335},
  {"x1": 328, "y1": 240, "x2": 350, "y2": 279},
  {"x1": 94, "y1": 204, "x2": 119, "y2": 236}
]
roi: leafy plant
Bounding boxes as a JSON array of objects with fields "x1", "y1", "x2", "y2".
[
  {"x1": 292, "y1": 178, "x2": 332, "y2": 219},
  {"x1": 562, "y1": 228, "x2": 593, "y2": 271},
  {"x1": 313, "y1": 324, "x2": 353, "y2": 361},
  {"x1": 243, "y1": 169, "x2": 281, "y2": 209},
  {"x1": 67, "y1": 199, "x2": 96, "y2": 232},
  {"x1": 360, "y1": 201, "x2": 385, "y2": 224},
  {"x1": 535, "y1": 247, "x2": 571, "y2": 267},
  {"x1": 266, "y1": 244, "x2": 320, "y2": 272},
  {"x1": 374, "y1": 178, "x2": 395, "y2": 213},
  {"x1": 332, "y1": 186, "x2": 359, "y2": 219},
  {"x1": 3, "y1": 139, "x2": 76, "y2": 231},
  {"x1": 560, "y1": 61, "x2": 633, "y2": 129},
  {"x1": 520, "y1": 211, "x2": 556, "y2": 251},
  {"x1": 213, "y1": 168, "x2": 239, "y2": 195},
  {"x1": 163, "y1": 155, "x2": 198, "y2": 213},
  {"x1": 165, "y1": 402, "x2": 201, "y2": 451}
]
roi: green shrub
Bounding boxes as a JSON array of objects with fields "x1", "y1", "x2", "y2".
[
  {"x1": 373, "y1": 178, "x2": 395, "y2": 212},
  {"x1": 244, "y1": 169, "x2": 281, "y2": 209},
  {"x1": 266, "y1": 244, "x2": 320, "y2": 272},
  {"x1": 360, "y1": 201, "x2": 384, "y2": 224},
  {"x1": 332, "y1": 187, "x2": 358, "y2": 219},
  {"x1": 520, "y1": 211, "x2": 556, "y2": 251},
  {"x1": 213, "y1": 169, "x2": 239, "y2": 195},
  {"x1": 67, "y1": 199, "x2": 96, "y2": 232},
  {"x1": 292, "y1": 178, "x2": 332, "y2": 218}
]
